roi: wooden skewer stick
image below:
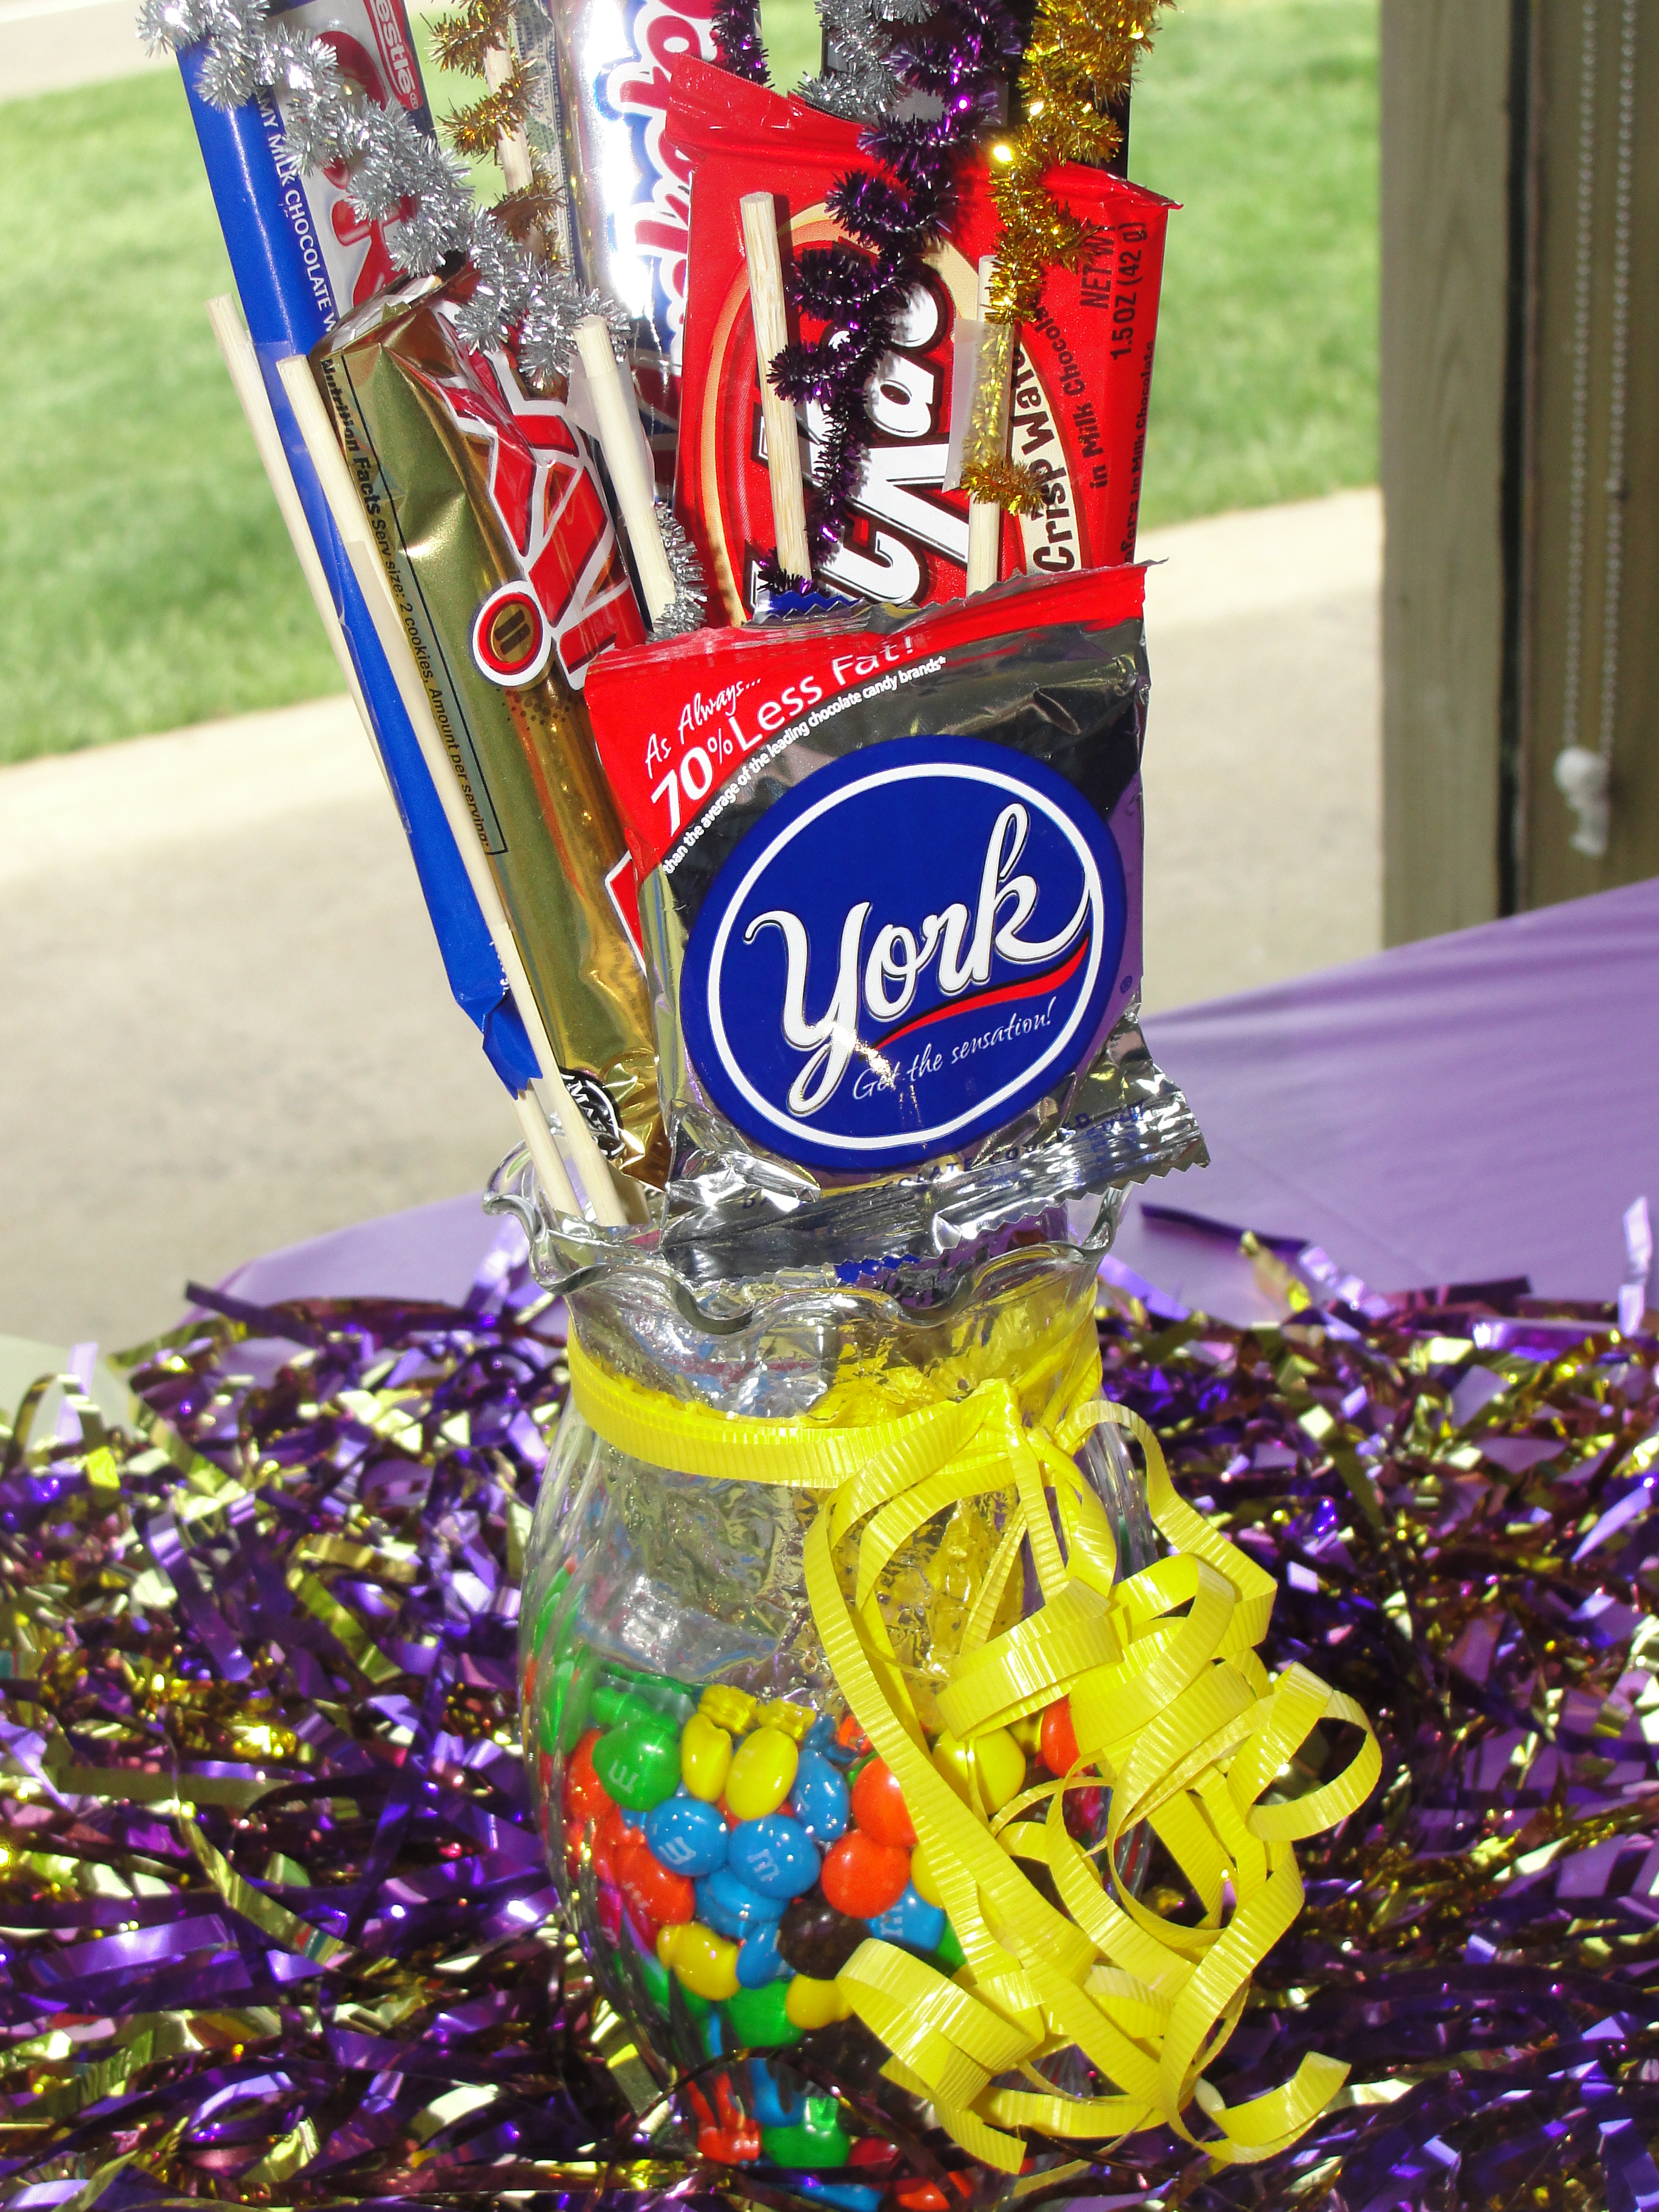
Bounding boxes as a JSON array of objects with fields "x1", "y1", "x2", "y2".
[
  {"x1": 740, "y1": 191, "x2": 812, "y2": 586},
  {"x1": 965, "y1": 255, "x2": 1010, "y2": 597},
  {"x1": 206, "y1": 297, "x2": 382, "y2": 766},
  {"x1": 481, "y1": 46, "x2": 535, "y2": 196},
  {"x1": 275, "y1": 352, "x2": 631, "y2": 1228},
  {"x1": 209, "y1": 308, "x2": 578, "y2": 1207},
  {"x1": 224, "y1": 309, "x2": 589, "y2": 1221},
  {"x1": 572, "y1": 317, "x2": 677, "y2": 625}
]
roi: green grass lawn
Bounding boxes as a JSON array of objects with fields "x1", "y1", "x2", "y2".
[
  {"x1": 0, "y1": 0, "x2": 1375, "y2": 763},
  {"x1": 1130, "y1": 0, "x2": 1379, "y2": 526}
]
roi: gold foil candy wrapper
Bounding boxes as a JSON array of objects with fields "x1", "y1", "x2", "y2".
[{"x1": 313, "y1": 269, "x2": 667, "y2": 1184}]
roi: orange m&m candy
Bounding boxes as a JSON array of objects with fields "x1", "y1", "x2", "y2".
[
  {"x1": 1039, "y1": 1698, "x2": 1079, "y2": 1777},
  {"x1": 566, "y1": 1728, "x2": 614, "y2": 1822},
  {"x1": 590, "y1": 1803, "x2": 643, "y2": 1887},
  {"x1": 822, "y1": 1829, "x2": 910, "y2": 1918}
]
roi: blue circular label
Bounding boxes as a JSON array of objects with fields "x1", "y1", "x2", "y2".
[{"x1": 680, "y1": 736, "x2": 1127, "y2": 1170}]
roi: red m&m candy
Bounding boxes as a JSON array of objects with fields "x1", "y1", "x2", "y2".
[
  {"x1": 617, "y1": 1838, "x2": 695, "y2": 1927},
  {"x1": 895, "y1": 2173, "x2": 974, "y2": 2209},
  {"x1": 822, "y1": 1830, "x2": 910, "y2": 1918},
  {"x1": 850, "y1": 1756, "x2": 917, "y2": 1848}
]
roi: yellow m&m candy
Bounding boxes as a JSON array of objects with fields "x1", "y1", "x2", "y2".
[
  {"x1": 726, "y1": 1726, "x2": 799, "y2": 1820},
  {"x1": 933, "y1": 1726, "x2": 1026, "y2": 1814},
  {"x1": 680, "y1": 1712, "x2": 733, "y2": 1802},
  {"x1": 660, "y1": 1920, "x2": 740, "y2": 2002},
  {"x1": 909, "y1": 1839, "x2": 946, "y2": 1909},
  {"x1": 785, "y1": 1974, "x2": 851, "y2": 2031}
]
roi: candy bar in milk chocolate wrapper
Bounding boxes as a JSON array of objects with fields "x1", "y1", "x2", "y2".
[
  {"x1": 312, "y1": 270, "x2": 668, "y2": 1181},
  {"x1": 514, "y1": 0, "x2": 725, "y2": 486},
  {"x1": 585, "y1": 567, "x2": 1205, "y2": 1284},
  {"x1": 668, "y1": 60, "x2": 1175, "y2": 622},
  {"x1": 179, "y1": 1, "x2": 552, "y2": 1092}
]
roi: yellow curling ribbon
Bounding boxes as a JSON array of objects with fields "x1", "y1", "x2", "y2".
[{"x1": 566, "y1": 1322, "x2": 1379, "y2": 2168}]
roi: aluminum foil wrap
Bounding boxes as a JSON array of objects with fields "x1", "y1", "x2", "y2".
[{"x1": 566, "y1": 563, "x2": 1204, "y2": 1290}]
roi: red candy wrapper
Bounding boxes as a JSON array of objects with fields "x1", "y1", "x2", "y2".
[{"x1": 668, "y1": 60, "x2": 1175, "y2": 623}]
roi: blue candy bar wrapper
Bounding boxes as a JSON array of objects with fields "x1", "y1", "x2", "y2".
[{"x1": 178, "y1": 9, "x2": 540, "y2": 1093}]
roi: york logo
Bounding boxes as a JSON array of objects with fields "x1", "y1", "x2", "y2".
[{"x1": 680, "y1": 737, "x2": 1125, "y2": 1170}]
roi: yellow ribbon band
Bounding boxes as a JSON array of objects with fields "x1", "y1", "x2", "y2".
[{"x1": 567, "y1": 1321, "x2": 1379, "y2": 2169}]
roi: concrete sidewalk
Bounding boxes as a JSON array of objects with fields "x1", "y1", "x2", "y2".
[
  {"x1": 0, "y1": 488, "x2": 1379, "y2": 1350},
  {"x1": 0, "y1": 0, "x2": 169, "y2": 99}
]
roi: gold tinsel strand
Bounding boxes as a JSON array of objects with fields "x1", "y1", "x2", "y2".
[
  {"x1": 428, "y1": 0, "x2": 516, "y2": 79},
  {"x1": 959, "y1": 455, "x2": 1047, "y2": 518},
  {"x1": 444, "y1": 59, "x2": 534, "y2": 163},
  {"x1": 492, "y1": 168, "x2": 563, "y2": 243},
  {"x1": 956, "y1": 320, "x2": 1047, "y2": 516},
  {"x1": 988, "y1": 0, "x2": 1170, "y2": 323}
]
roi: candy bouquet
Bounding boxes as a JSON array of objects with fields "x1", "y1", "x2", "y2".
[{"x1": 144, "y1": 0, "x2": 1379, "y2": 2193}]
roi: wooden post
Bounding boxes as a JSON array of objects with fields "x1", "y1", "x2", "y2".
[
  {"x1": 1384, "y1": 1, "x2": 1659, "y2": 937},
  {"x1": 1379, "y1": 0, "x2": 1515, "y2": 945},
  {"x1": 1515, "y1": 0, "x2": 1659, "y2": 906}
]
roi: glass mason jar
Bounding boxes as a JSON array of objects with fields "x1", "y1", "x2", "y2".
[{"x1": 516, "y1": 1242, "x2": 1156, "y2": 2208}]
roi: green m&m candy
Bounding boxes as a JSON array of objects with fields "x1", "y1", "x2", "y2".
[
  {"x1": 760, "y1": 2095, "x2": 850, "y2": 2168},
  {"x1": 635, "y1": 1946, "x2": 671, "y2": 2014},
  {"x1": 933, "y1": 1917, "x2": 965, "y2": 1972},
  {"x1": 538, "y1": 1652, "x2": 599, "y2": 1755},
  {"x1": 722, "y1": 1979, "x2": 805, "y2": 2049},
  {"x1": 592, "y1": 1714, "x2": 681, "y2": 1810}
]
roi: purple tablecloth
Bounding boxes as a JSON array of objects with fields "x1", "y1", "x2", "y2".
[{"x1": 222, "y1": 876, "x2": 1659, "y2": 1323}]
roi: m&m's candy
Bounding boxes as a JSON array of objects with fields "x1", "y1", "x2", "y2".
[
  {"x1": 821, "y1": 1831, "x2": 910, "y2": 1919},
  {"x1": 645, "y1": 1794, "x2": 729, "y2": 1875},
  {"x1": 908, "y1": 1840, "x2": 946, "y2": 1909},
  {"x1": 594, "y1": 1715, "x2": 682, "y2": 1812},
  {"x1": 659, "y1": 1919, "x2": 740, "y2": 2001},
  {"x1": 726, "y1": 1727, "x2": 800, "y2": 1820},
  {"x1": 790, "y1": 1748, "x2": 850, "y2": 1843},
  {"x1": 729, "y1": 1814, "x2": 819, "y2": 1900},
  {"x1": 723, "y1": 1976, "x2": 804, "y2": 2049},
  {"x1": 778, "y1": 1893, "x2": 868, "y2": 1979},
  {"x1": 1040, "y1": 1697, "x2": 1079, "y2": 1776},
  {"x1": 785, "y1": 1974, "x2": 851, "y2": 2031},
  {"x1": 848, "y1": 1756, "x2": 916, "y2": 1848},
  {"x1": 865, "y1": 1882, "x2": 945, "y2": 1955},
  {"x1": 617, "y1": 1838, "x2": 695, "y2": 1927},
  {"x1": 737, "y1": 1919, "x2": 788, "y2": 1987},
  {"x1": 699, "y1": 1865, "x2": 786, "y2": 1939},
  {"x1": 680, "y1": 1712, "x2": 734, "y2": 1801},
  {"x1": 932, "y1": 1726, "x2": 1025, "y2": 1814}
]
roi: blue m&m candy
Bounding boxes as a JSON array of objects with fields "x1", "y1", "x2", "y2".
[
  {"x1": 865, "y1": 1882, "x2": 945, "y2": 1954},
  {"x1": 796, "y1": 2184, "x2": 883, "y2": 2212},
  {"x1": 789, "y1": 1749, "x2": 850, "y2": 1845},
  {"x1": 751, "y1": 2060, "x2": 806, "y2": 2128},
  {"x1": 643, "y1": 1794, "x2": 729, "y2": 1877},
  {"x1": 698, "y1": 1865, "x2": 785, "y2": 1939},
  {"x1": 729, "y1": 1814, "x2": 819, "y2": 1901},
  {"x1": 737, "y1": 1918, "x2": 788, "y2": 1986}
]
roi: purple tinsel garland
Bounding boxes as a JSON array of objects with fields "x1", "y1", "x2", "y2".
[
  {"x1": 2, "y1": 1234, "x2": 1659, "y2": 2207},
  {"x1": 768, "y1": 0, "x2": 1027, "y2": 573},
  {"x1": 711, "y1": 0, "x2": 769, "y2": 85}
]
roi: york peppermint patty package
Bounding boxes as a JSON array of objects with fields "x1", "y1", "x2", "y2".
[{"x1": 583, "y1": 566, "x2": 1204, "y2": 1284}]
